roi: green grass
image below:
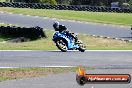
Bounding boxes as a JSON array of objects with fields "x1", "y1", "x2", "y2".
[
  {"x1": 0, "y1": 29, "x2": 132, "y2": 50},
  {"x1": 0, "y1": 30, "x2": 57, "y2": 50},
  {"x1": 0, "y1": 35, "x2": 11, "y2": 42},
  {"x1": 78, "y1": 34, "x2": 132, "y2": 50},
  {"x1": 0, "y1": 0, "x2": 6, "y2": 2},
  {"x1": 0, "y1": 67, "x2": 93, "y2": 82},
  {"x1": 0, "y1": 7, "x2": 132, "y2": 26},
  {"x1": 0, "y1": 77, "x2": 12, "y2": 82},
  {"x1": 0, "y1": 24, "x2": 132, "y2": 50}
]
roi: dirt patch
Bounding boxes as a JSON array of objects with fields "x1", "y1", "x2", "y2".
[{"x1": 0, "y1": 67, "x2": 77, "y2": 82}]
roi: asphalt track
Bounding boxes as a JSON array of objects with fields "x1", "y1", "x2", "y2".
[
  {"x1": 1, "y1": 50, "x2": 132, "y2": 88},
  {"x1": 0, "y1": 12, "x2": 132, "y2": 40},
  {"x1": 0, "y1": 50, "x2": 132, "y2": 88},
  {"x1": 0, "y1": 51, "x2": 132, "y2": 68},
  {"x1": 0, "y1": 11, "x2": 132, "y2": 88}
]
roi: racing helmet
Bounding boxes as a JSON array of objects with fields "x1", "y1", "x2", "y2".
[{"x1": 53, "y1": 21, "x2": 59, "y2": 31}]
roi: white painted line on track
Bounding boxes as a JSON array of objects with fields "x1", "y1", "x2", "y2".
[
  {"x1": 8, "y1": 13, "x2": 12, "y2": 14},
  {"x1": 0, "y1": 67, "x2": 18, "y2": 68},
  {"x1": 0, "y1": 50, "x2": 132, "y2": 52},
  {"x1": 0, "y1": 23, "x2": 4, "y2": 24},
  {"x1": 26, "y1": 15, "x2": 29, "y2": 16},
  {"x1": 34, "y1": 16, "x2": 38, "y2": 17},
  {"x1": 19, "y1": 14, "x2": 23, "y2": 15},
  {"x1": 47, "y1": 50, "x2": 132, "y2": 52},
  {"x1": 0, "y1": 11, "x2": 4, "y2": 13},
  {"x1": 91, "y1": 86, "x2": 94, "y2": 88}
]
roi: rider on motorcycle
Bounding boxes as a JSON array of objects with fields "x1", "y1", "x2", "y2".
[{"x1": 53, "y1": 21, "x2": 78, "y2": 43}]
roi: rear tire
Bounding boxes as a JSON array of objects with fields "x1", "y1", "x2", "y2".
[{"x1": 55, "y1": 39, "x2": 68, "y2": 52}]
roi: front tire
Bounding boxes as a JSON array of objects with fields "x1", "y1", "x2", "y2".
[
  {"x1": 78, "y1": 40, "x2": 86, "y2": 52},
  {"x1": 55, "y1": 39, "x2": 68, "y2": 52}
]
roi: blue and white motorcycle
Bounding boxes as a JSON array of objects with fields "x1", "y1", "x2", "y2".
[{"x1": 52, "y1": 31, "x2": 86, "y2": 52}]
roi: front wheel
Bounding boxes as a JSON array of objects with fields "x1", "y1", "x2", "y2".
[
  {"x1": 55, "y1": 39, "x2": 68, "y2": 52},
  {"x1": 77, "y1": 40, "x2": 86, "y2": 52}
]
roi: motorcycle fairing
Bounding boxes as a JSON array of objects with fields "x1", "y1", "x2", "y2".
[{"x1": 53, "y1": 32, "x2": 79, "y2": 49}]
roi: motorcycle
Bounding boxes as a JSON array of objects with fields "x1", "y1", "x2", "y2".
[{"x1": 52, "y1": 31, "x2": 86, "y2": 52}]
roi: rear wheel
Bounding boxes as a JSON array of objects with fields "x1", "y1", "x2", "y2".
[{"x1": 55, "y1": 39, "x2": 68, "y2": 52}]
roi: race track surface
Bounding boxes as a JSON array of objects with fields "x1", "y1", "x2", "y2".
[
  {"x1": 0, "y1": 12, "x2": 131, "y2": 40},
  {"x1": 0, "y1": 51, "x2": 132, "y2": 88},
  {"x1": 0, "y1": 11, "x2": 132, "y2": 88},
  {"x1": 0, "y1": 51, "x2": 132, "y2": 68}
]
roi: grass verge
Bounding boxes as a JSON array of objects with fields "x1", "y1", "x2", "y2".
[
  {"x1": 0, "y1": 7, "x2": 132, "y2": 26},
  {"x1": 0, "y1": 67, "x2": 76, "y2": 82},
  {"x1": 0, "y1": 24, "x2": 132, "y2": 50},
  {"x1": 0, "y1": 67, "x2": 93, "y2": 82},
  {"x1": 0, "y1": 0, "x2": 6, "y2": 2},
  {"x1": 0, "y1": 29, "x2": 132, "y2": 50}
]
